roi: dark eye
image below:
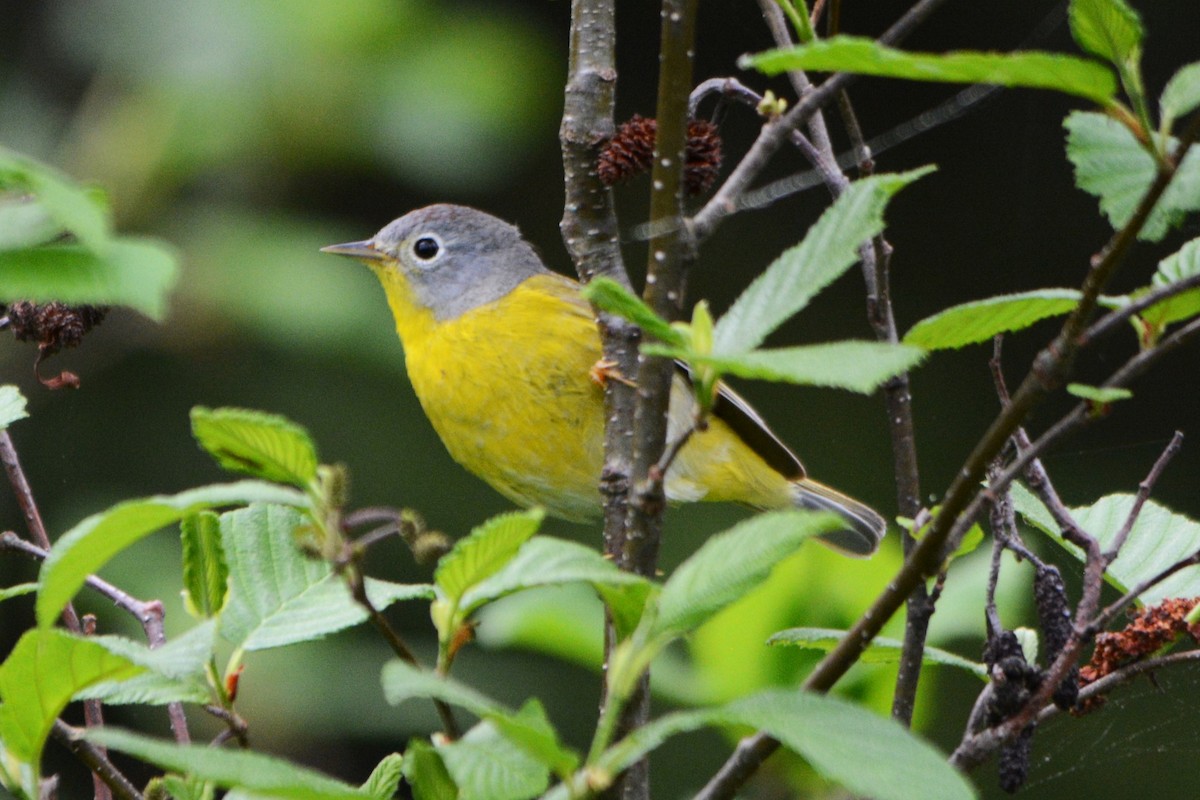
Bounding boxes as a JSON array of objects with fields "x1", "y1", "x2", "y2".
[{"x1": 413, "y1": 237, "x2": 440, "y2": 260}]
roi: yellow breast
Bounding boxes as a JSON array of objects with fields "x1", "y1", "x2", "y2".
[{"x1": 387, "y1": 272, "x2": 608, "y2": 520}]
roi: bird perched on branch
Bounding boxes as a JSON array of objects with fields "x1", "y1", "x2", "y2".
[{"x1": 323, "y1": 204, "x2": 885, "y2": 554}]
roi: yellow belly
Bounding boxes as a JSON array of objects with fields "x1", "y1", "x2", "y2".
[{"x1": 397, "y1": 273, "x2": 791, "y2": 520}]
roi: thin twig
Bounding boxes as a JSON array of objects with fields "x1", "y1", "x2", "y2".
[
  {"x1": 1106, "y1": 431, "x2": 1184, "y2": 559},
  {"x1": 1081, "y1": 273, "x2": 1200, "y2": 346},
  {"x1": 80, "y1": 615, "x2": 113, "y2": 800},
  {"x1": 1091, "y1": 548, "x2": 1200, "y2": 633},
  {"x1": 49, "y1": 722, "x2": 143, "y2": 800}
]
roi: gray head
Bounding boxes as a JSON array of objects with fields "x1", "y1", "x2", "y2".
[{"x1": 322, "y1": 204, "x2": 550, "y2": 320}]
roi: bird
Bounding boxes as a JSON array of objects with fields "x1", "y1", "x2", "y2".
[{"x1": 322, "y1": 204, "x2": 886, "y2": 554}]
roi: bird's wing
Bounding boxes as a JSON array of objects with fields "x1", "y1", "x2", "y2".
[{"x1": 676, "y1": 361, "x2": 806, "y2": 481}]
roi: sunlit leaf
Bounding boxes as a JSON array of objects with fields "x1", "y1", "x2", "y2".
[
  {"x1": 434, "y1": 509, "x2": 544, "y2": 606},
  {"x1": 581, "y1": 277, "x2": 686, "y2": 346},
  {"x1": 360, "y1": 753, "x2": 404, "y2": 800},
  {"x1": 218, "y1": 504, "x2": 433, "y2": 651},
  {"x1": 1011, "y1": 482, "x2": 1200, "y2": 603},
  {"x1": 1068, "y1": 0, "x2": 1143, "y2": 71},
  {"x1": 0, "y1": 195, "x2": 61, "y2": 251},
  {"x1": 1141, "y1": 237, "x2": 1200, "y2": 328},
  {"x1": 742, "y1": 36, "x2": 1117, "y2": 105},
  {"x1": 647, "y1": 340, "x2": 925, "y2": 393},
  {"x1": 0, "y1": 146, "x2": 111, "y2": 252},
  {"x1": 0, "y1": 385, "x2": 27, "y2": 431},
  {"x1": 181, "y1": 511, "x2": 229, "y2": 619},
  {"x1": 767, "y1": 627, "x2": 987, "y2": 679},
  {"x1": 0, "y1": 240, "x2": 179, "y2": 319},
  {"x1": 402, "y1": 739, "x2": 457, "y2": 800},
  {"x1": 1066, "y1": 111, "x2": 1200, "y2": 242},
  {"x1": 191, "y1": 406, "x2": 320, "y2": 489},
  {"x1": 904, "y1": 289, "x2": 1084, "y2": 350},
  {"x1": 1066, "y1": 383, "x2": 1133, "y2": 403},
  {"x1": 653, "y1": 511, "x2": 839, "y2": 638},
  {"x1": 1161, "y1": 62, "x2": 1200, "y2": 132},
  {"x1": 713, "y1": 169, "x2": 932, "y2": 354},
  {"x1": 438, "y1": 714, "x2": 549, "y2": 800},
  {"x1": 37, "y1": 482, "x2": 306, "y2": 627},
  {"x1": 0, "y1": 583, "x2": 38, "y2": 603},
  {"x1": 0, "y1": 630, "x2": 142, "y2": 766},
  {"x1": 78, "y1": 623, "x2": 216, "y2": 706},
  {"x1": 89, "y1": 728, "x2": 370, "y2": 799}
]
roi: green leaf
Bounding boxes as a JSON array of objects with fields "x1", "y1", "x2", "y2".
[
  {"x1": 457, "y1": 536, "x2": 651, "y2": 624},
  {"x1": 181, "y1": 511, "x2": 230, "y2": 619},
  {"x1": 1066, "y1": 383, "x2": 1133, "y2": 403},
  {"x1": 721, "y1": 691, "x2": 975, "y2": 800},
  {"x1": 652, "y1": 510, "x2": 840, "y2": 638},
  {"x1": 218, "y1": 505, "x2": 433, "y2": 651},
  {"x1": 381, "y1": 661, "x2": 578, "y2": 777},
  {"x1": 0, "y1": 583, "x2": 38, "y2": 603},
  {"x1": 0, "y1": 629, "x2": 143, "y2": 765},
  {"x1": 1011, "y1": 482, "x2": 1200, "y2": 603},
  {"x1": 438, "y1": 714, "x2": 550, "y2": 800},
  {"x1": 78, "y1": 623, "x2": 216, "y2": 706},
  {"x1": 0, "y1": 146, "x2": 111, "y2": 252},
  {"x1": 598, "y1": 691, "x2": 975, "y2": 800},
  {"x1": 581, "y1": 277, "x2": 687, "y2": 347},
  {"x1": 1141, "y1": 237, "x2": 1200, "y2": 328},
  {"x1": 1068, "y1": 0, "x2": 1143, "y2": 71},
  {"x1": 434, "y1": 508, "x2": 545, "y2": 606},
  {"x1": 0, "y1": 240, "x2": 179, "y2": 320},
  {"x1": 155, "y1": 774, "x2": 215, "y2": 800},
  {"x1": 1065, "y1": 110, "x2": 1200, "y2": 242},
  {"x1": 0, "y1": 386, "x2": 28, "y2": 431},
  {"x1": 713, "y1": 169, "x2": 932, "y2": 354},
  {"x1": 190, "y1": 407, "x2": 320, "y2": 489},
  {"x1": 88, "y1": 728, "x2": 371, "y2": 799},
  {"x1": 0, "y1": 194, "x2": 62, "y2": 251},
  {"x1": 1161, "y1": 62, "x2": 1200, "y2": 132},
  {"x1": 904, "y1": 289, "x2": 1084, "y2": 350},
  {"x1": 647, "y1": 341, "x2": 925, "y2": 393},
  {"x1": 402, "y1": 739, "x2": 457, "y2": 800},
  {"x1": 767, "y1": 628, "x2": 987, "y2": 679},
  {"x1": 741, "y1": 35, "x2": 1117, "y2": 105},
  {"x1": 37, "y1": 481, "x2": 306, "y2": 628},
  {"x1": 360, "y1": 753, "x2": 404, "y2": 800}
]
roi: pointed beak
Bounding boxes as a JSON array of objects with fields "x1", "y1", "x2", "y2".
[{"x1": 320, "y1": 240, "x2": 384, "y2": 261}]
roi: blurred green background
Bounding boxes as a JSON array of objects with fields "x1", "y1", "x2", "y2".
[{"x1": 3, "y1": 1, "x2": 1199, "y2": 798}]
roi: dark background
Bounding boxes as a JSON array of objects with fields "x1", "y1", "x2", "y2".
[{"x1": 3, "y1": 1, "x2": 1199, "y2": 797}]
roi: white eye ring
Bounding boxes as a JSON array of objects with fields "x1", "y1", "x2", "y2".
[{"x1": 411, "y1": 234, "x2": 443, "y2": 263}]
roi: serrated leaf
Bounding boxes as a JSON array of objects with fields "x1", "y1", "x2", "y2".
[
  {"x1": 713, "y1": 169, "x2": 932, "y2": 354},
  {"x1": 0, "y1": 385, "x2": 28, "y2": 431},
  {"x1": 381, "y1": 662, "x2": 578, "y2": 777},
  {"x1": 181, "y1": 511, "x2": 229, "y2": 619},
  {"x1": 581, "y1": 277, "x2": 687, "y2": 346},
  {"x1": 218, "y1": 504, "x2": 433, "y2": 651},
  {"x1": 1011, "y1": 482, "x2": 1200, "y2": 603},
  {"x1": 434, "y1": 508, "x2": 545, "y2": 606},
  {"x1": 1161, "y1": 62, "x2": 1200, "y2": 131},
  {"x1": 742, "y1": 36, "x2": 1117, "y2": 105},
  {"x1": 402, "y1": 739, "x2": 457, "y2": 800},
  {"x1": 1066, "y1": 383, "x2": 1133, "y2": 403},
  {"x1": 191, "y1": 407, "x2": 320, "y2": 489},
  {"x1": 646, "y1": 341, "x2": 925, "y2": 393},
  {"x1": 78, "y1": 623, "x2": 216, "y2": 706},
  {"x1": 360, "y1": 753, "x2": 404, "y2": 799},
  {"x1": 438, "y1": 713, "x2": 550, "y2": 800},
  {"x1": 0, "y1": 240, "x2": 178, "y2": 320},
  {"x1": 0, "y1": 630, "x2": 143, "y2": 766},
  {"x1": 1068, "y1": 0, "x2": 1143, "y2": 70},
  {"x1": 767, "y1": 628, "x2": 987, "y2": 679},
  {"x1": 0, "y1": 146, "x2": 111, "y2": 252},
  {"x1": 904, "y1": 289, "x2": 1083, "y2": 350},
  {"x1": 598, "y1": 690, "x2": 975, "y2": 800},
  {"x1": 1141, "y1": 237, "x2": 1200, "y2": 328},
  {"x1": 457, "y1": 537, "x2": 650, "y2": 622},
  {"x1": 37, "y1": 481, "x2": 306, "y2": 628},
  {"x1": 88, "y1": 728, "x2": 371, "y2": 799},
  {"x1": 652, "y1": 510, "x2": 840, "y2": 638},
  {"x1": 156, "y1": 774, "x2": 215, "y2": 800},
  {"x1": 1066, "y1": 111, "x2": 1200, "y2": 242}
]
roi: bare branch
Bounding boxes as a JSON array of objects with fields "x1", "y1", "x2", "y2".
[
  {"x1": 1106, "y1": 431, "x2": 1184, "y2": 559},
  {"x1": 49, "y1": 722, "x2": 142, "y2": 800}
]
